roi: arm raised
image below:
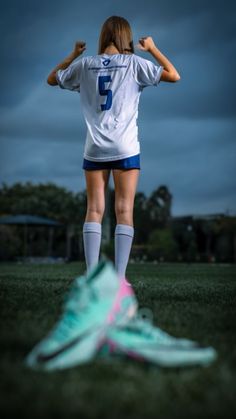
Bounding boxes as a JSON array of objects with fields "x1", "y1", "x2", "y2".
[
  {"x1": 137, "y1": 37, "x2": 181, "y2": 83},
  {"x1": 47, "y1": 41, "x2": 86, "y2": 86}
]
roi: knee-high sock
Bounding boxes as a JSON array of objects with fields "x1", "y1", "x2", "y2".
[
  {"x1": 115, "y1": 224, "x2": 134, "y2": 278},
  {"x1": 83, "y1": 222, "x2": 102, "y2": 272}
]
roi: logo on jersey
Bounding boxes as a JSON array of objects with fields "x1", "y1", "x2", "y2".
[{"x1": 102, "y1": 59, "x2": 111, "y2": 66}]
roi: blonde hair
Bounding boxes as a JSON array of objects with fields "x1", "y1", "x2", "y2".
[{"x1": 98, "y1": 16, "x2": 134, "y2": 54}]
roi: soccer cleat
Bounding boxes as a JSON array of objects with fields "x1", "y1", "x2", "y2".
[
  {"x1": 122, "y1": 277, "x2": 132, "y2": 287},
  {"x1": 25, "y1": 259, "x2": 138, "y2": 370},
  {"x1": 103, "y1": 314, "x2": 217, "y2": 367}
]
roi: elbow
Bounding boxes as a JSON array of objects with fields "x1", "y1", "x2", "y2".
[{"x1": 161, "y1": 69, "x2": 181, "y2": 83}]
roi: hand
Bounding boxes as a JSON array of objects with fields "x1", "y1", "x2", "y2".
[
  {"x1": 135, "y1": 36, "x2": 156, "y2": 52},
  {"x1": 73, "y1": 41, "x2": 86, "y2": 58}
]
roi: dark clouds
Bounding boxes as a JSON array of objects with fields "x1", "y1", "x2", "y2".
[{"x1": 1, "y1": 0, "x2": 236, "y2": 216}]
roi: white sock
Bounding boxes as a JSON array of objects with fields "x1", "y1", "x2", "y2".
[
  {"x1": 83, "y1": 222, "x2": 102, "y2": 272},
  {"x1": 115, "y1": 224, "x2": 134, "y2": 278}
]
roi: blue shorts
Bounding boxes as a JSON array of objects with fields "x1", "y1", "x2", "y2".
[{"x1": 83, "y1": 154, "x2": 141, "y2": 170}]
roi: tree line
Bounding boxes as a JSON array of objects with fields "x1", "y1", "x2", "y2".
[{"x1": 0, "y1": 182, "x2": 235, "y2": 262}]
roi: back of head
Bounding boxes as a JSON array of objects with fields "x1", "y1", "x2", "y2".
[{"x1": 98, "y1": 16, "x2": 134, "y2": 54}]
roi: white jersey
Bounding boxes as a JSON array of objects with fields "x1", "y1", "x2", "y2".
[{"x1": 56, "y1": 54, "x2": 163, "y2": 161}]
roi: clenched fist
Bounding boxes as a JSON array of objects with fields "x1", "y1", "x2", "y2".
[
  {"x1": 136, "y1": 36, "x2": 156, "y2": 52},
  {"x1": 73, "y1": 41, "x2": 86, "y2": 58}
]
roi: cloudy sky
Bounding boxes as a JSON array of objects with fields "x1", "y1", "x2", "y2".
[{"x1": 1, "y1": 0, "x2": 235, "y2": 216}]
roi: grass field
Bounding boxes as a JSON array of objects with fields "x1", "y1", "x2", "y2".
[{"x1": 0, "y1": 261, "x2": 236, "y2": 419}]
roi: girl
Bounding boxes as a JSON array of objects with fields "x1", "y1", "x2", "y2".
[{"x1": 47, "y1": 16, "x2": 180, "y2": 279}]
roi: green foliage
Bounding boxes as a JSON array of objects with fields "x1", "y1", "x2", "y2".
[
  {"x1": 0, "y1": 225, "x2": 22, "y2": 260},
  {"x1": 0, "y1": 182, "x2": 87, "y2": 260},
  {"x1": 101, "y1": 240, "x2": 115, "y2": 262},
  {"x1": 1, "y1": 182, "x2": 235, "y2": 262},
  {"x1": 0, "y1": 181, "x2": 87, "y2": 224},
  {"x1": 215, "y1": 234, "x2": 233, "y2": 262},
  {"x1": 147, "y1": 185, "x2": 172, "y2": 229},
  {"x1": 133, "y1": 192, "x2": 151, "y2": 244},
  {"x1": 147, "y1": 228, "x2": 179, "y2": 261}
]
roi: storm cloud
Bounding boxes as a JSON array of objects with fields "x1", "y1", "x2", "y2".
[{"x1": 1, "y1": 0, "x2": 236, "y2": 216}]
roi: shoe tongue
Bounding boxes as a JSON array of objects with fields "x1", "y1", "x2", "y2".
[
  {"x1": 86, "y1": 259, "x2": 108, "y2": 283},
  {"x1": 89, "y1": 261, "x2": 119, "y2": 297}
]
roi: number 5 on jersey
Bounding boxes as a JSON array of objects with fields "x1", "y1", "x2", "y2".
[{"x1": 98, "y1": 75, "x2": 112, "y2": 111}]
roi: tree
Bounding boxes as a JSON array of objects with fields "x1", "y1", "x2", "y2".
[
  {"x1": 147, "y1": 228, "x2": 179, "y2": 261},
  {"x1": 0, "y1": 182, "x2": 87, "y2": 260},
  {"x1": 147, "y1": 185, "x2": 172, "y2": 229},
  {"x1": 0, "y1": 181, "x2": 87, "y2": 225},
  {"x1": 133, "y1": 192, "x2": 150, "y2": 244},
  {"x1": 0, "y1": 225, "x2": 21, "y2": 260}
]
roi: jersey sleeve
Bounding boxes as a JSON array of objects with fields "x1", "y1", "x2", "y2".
[
  {"x1": 55, "y1": 58, "x2": 83, "y2": 91},
  {"x1": 134, "y1": 55, "x2": 164, "y2": 89}
]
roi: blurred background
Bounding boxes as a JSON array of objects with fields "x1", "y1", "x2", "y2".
[{"x1": 0, "y1": 0, "x2": 235, "y2": 263}]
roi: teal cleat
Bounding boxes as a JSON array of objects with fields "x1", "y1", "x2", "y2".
[
  {"x1": 104, "y1": 313, "x2": 217, "y2": 368},
  {"x1": 25, "y1": 259, "x2": 138, "y2": 371}
]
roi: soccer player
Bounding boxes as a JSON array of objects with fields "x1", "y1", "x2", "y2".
[{"x1": 47, "y1": 16, "x2": 180, "y2": 279}]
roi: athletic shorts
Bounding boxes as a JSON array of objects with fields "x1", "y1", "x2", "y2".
[{"x1": 82, "y1": 154, "x2": 141, "y2": 170}]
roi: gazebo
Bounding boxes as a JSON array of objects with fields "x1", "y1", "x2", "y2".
[{"x1": 0, "y1": 214, "x2": 63, "y2": 259}]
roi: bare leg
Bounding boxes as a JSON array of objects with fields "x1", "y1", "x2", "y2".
[
  {"x1": 84, "y1": 169, "x2": 110, "y2": 223},
  {"x1": 112, "y1": 169, "x2": 139, "y2": 226},
  {"x1": 83, "y1": 169, "x2": 110, "y2": 270},
  {"x1": 112, "y1": 169, "x2": 140, "y2": 277}
]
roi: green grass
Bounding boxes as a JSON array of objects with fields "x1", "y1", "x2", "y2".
[{"x1": 0, "y1": 261, "x2": 236, "y2": 419}]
